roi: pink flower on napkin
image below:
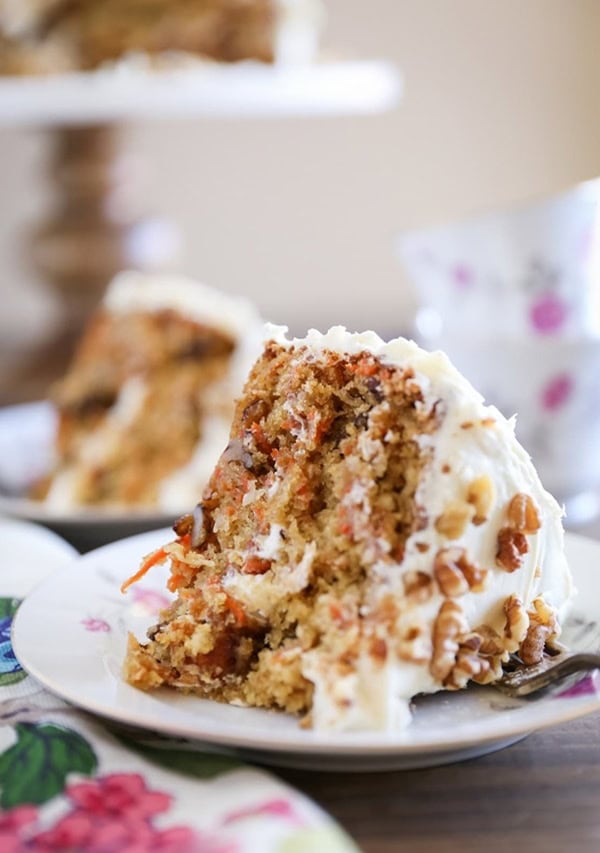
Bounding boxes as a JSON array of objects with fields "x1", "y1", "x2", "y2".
[
  {"x1": 223, "y1": 797, "x2": 304, "y2": 827},
  {"x1": 0, "y1": 805, "x2": 38, "y2": 851},
  {"x1": 66, "y1": 773, "x2": 171, "y2": 819},
  {"x1": 32, "y1": 773, "x2": 200, "y2": 852}
]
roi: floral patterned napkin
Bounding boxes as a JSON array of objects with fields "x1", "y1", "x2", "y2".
[{"x1": 1, "y1": 529, "x2": 357, "y2": 852}]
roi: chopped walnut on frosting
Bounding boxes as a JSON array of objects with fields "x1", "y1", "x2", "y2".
[
  {"x1": 466, "y1": 474, "x2": 495, "y2": 525},
  {"x1": 508, "y1": 492, "x2": 542, "y2": 534},
  {"x1": 496, "y1": 492, "x2": 542, "y2": 572},
  {"x1": 503, "y1": 594, "x2": 530, "y2": 653},
  {"x1": 434, "y1": 547, "x2": 489, "y2": 597},
  {"x1": 403, "y1": 570, "x2": 435, "y2": 603},
  {"x1": 434, "y1": 501, "x2": 474, "y2": 539},
  {"x1": 396, "y1": 622, "x2": 432, "y2": 663},
  {"x1": 496, "y1": 528, "x2": 529, "y2": 572},
  {"x1": 519, "y1": 597, "x2": 559, "y2": 665},
  {"x1": 445, "y1": 641, "x2": 502, "y2": 690},
  {"x1": 430, "y1": 600, "x2": 469, "y2": 681}
]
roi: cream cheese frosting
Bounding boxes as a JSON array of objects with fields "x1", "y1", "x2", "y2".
[{"x1": 253, "y1": 325, "x2": 574, "y2": 732}]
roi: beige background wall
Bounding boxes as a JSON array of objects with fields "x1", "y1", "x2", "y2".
[{"x1": 1, "y1": 0, "x2": 600, "y2": 346}]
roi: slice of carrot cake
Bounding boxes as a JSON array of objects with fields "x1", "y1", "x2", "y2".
[
  {"x1": 38, "y1": 271, "x2": 262, "y2": 512},
  {"x1": 123, "y1": 326, "x2": 573, "y2": 731}
]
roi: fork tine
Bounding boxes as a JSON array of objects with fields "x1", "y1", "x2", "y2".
[{"x1": 495, "y1": 652, "x2": 600, "y2": 698}]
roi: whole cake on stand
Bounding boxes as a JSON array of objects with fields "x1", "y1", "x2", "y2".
[{"x1": 0, "y1": 0, "x2": 401, "y2": 396}]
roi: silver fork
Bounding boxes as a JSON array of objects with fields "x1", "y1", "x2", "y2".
[{"x1": 495, "y1": 651, "x2": 600, "y2": 698}]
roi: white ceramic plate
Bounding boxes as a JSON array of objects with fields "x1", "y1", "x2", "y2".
[
  {"x1": 12, "y1": 529, "x2": 600, "y2": 772},
  {"x1": 0, "y1": 402, "x2": 179, "y2": 550}
]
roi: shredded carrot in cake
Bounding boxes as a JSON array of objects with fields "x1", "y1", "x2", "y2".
[
  {"x1": 223, "y1": 593, "x2": 248, "y2": 627},
  {"x1": 120, "y1": 534, "x2": 191, "y2": 594},
  {"x1": 167, "y1": 572, "x2": 186, "y2": 593}
]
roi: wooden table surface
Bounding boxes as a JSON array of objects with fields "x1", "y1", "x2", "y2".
[
  {"x1": 278, "y1": 716, "x2": 600, "y2": 851},
  {"x1": 2, "y1": 341, "x2": 600, "y2": 853}
]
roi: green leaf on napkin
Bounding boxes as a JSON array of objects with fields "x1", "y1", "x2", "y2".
[
  {"x1": 0, "y1": 722, "x2": 97, "y2": 808},
  {"x1": 116, "y1": 734, "x2": 241, "y2": 779},
  {"x1": 0, "y1": 598, "x2": 20, "y2": 620}
]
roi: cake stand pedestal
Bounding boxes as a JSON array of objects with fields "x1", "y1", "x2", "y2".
[
  {"x1": 29, "y1": 124, "x2": 135, "y2": 332},
  {"x1": 0, "y1": 61, "x2": 401, "y2": 393}
]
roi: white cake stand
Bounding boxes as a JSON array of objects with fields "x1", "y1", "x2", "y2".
[
  {"x1": 0, "y1": 59, "x2": 400, "y2": 125},
  {"x1": 0, "y1": 59, "x2": 401, "y2": 387}
]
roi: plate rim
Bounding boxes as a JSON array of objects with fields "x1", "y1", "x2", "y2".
[
  {"x1": 12, "y1": 529, "x2": 600, "y2": 758},
  {"x1": 0, "y1": 514, "x2": 79, "y2": 560}
]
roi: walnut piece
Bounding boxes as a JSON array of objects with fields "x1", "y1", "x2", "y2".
[
  {"x1": 445, "y1": 647, "x2": 493, "y2": 689},
  {"x1": 434, "y1": 549, "x2": 469, "y2": 597},
  {"x1": 434, "y1": 501, "x2": 475, "y2": 539},
  {"x1": 519, "y1": 623, "x2": 548, "y2": 665},
  {"x1": 430, "y1": 600, "x2": 469, "y2": 681},
  {"x1": 434, "y1": 547, "x2": 489, "y2": 597},
  {"x1": 403, "y1": 570, "x2": 434, "y2": 603},
  {"x1": 503, "y1": 594, "x2": 530, "y2": 653},
  {"x1": 396, "y1": 624, "x2": 432, "y2": 663},
  {"x1": 475, "y1": 624, "x2": 506, "y2": 658},
  {"x1": 466, "y1": 475, "x2": 496, "y2": 525},
  {"x1": 507, "y1": 492, "x2": 542, "y2": 534},
  {"x1": 518, "y1": 597, "x2": 559, "y2": 665},
  {"x1": 496, "y1": 527, "x2": 528, "y2": 572},
  {"x1": 530, "y1": 596, "x2": 558, "y2": 630}
]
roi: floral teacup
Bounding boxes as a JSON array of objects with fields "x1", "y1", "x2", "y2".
[
  {"x1": 397, "y1": 180, "x2": 600, "y2": 522},
  {"x1": 398, "y1": 179, "x2": 600, "y2": 341}
]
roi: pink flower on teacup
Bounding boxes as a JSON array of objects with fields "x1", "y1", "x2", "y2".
[
  {"x1": 529, "y1": 291, "x2": 569, "y2": 334},
  {"x1": 541, "y1": 373, "x2": 574, "y2": 412},
  {"x1": 450, "y1": 263, "x2": 474, "y2": 290}
]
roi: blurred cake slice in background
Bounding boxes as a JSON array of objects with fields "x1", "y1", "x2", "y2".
[
  {"x1": 36, "y1": 271, "x2": 263, "y2": 512},
  {"x1": 0, "y1": 0, "x2": 324, "y2": 74}
]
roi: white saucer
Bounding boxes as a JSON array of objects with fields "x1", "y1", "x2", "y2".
[
  {"x1": 0, "y1": 515, "x2": 78, "y2": 597},
  {"x1": 12, "y1": 529, "x2": 600, "y2": 772}
]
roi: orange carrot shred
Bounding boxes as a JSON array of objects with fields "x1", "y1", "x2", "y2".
[
  {"x1": 224, "y1": 594, "x2": 247, "y2": 627},
  {"x1": 167, "y1": 573, "x2": 185, "y2": 593},
  {"x1": 121, "y1": 548, "x2": 169, "y2": 592},
  {"x1": 120, "y1": 547, "x2": 168, "y2": 593},
  {"x1": 120, "y1": 535, "x2": 190, "y2": 594}
]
